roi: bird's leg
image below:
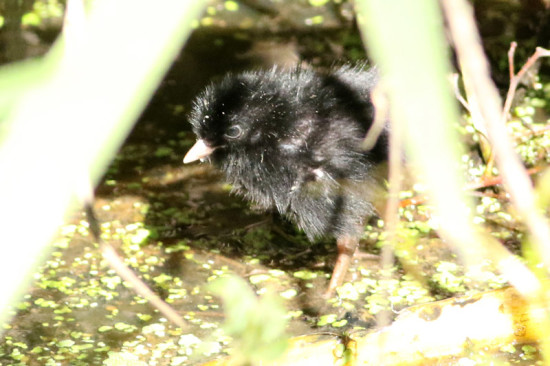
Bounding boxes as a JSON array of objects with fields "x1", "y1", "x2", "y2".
[{"x1": 324, "y1": 235, "x2": 358, "y2": 298}]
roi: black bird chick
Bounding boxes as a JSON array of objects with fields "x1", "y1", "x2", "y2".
[{"x1": 183, "y1": 65, "x2": 387, "y2": 296}]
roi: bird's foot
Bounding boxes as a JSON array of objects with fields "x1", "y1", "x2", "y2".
[{"x1": 323, "y1": 235, "x2": 358, "y2": 298}]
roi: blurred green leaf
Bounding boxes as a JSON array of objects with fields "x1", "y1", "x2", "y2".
[
  {"x1": 0, "y1": 0, "x2": 206, "y2": 330},
  {"x1": 209, "y1": 275, "x2": 288, "y2": 363}
]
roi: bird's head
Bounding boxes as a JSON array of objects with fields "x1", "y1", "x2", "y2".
[{"x1": 183, "y1": 71, "x2": 292, "y2": 165}]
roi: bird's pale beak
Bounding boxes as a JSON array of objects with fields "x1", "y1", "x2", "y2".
[{"x1": 183, "y1": 139, "x2": 215, "y2": 164}]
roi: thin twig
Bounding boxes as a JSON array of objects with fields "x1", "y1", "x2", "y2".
[
  {"x1": 502, "y1": 45, "x2": 550, "y2": 121},
  {"x1": 450, "y1": 73, "x2": 470, "y2": 112},
  {"x1": 399, "y1": 166, "x2": 546, "y2": 208},
  {"x1": 378, "y1": 84, "x2": 403, "y2": 328},
  {"x1": 442, "y1": 6, "x2": 550, "y2": 356},
  {"x1": 442, "y1": 0, "x2": 550, "y2": 277},
  {"x1": 507, "y1": 41, "x2": 517, "y2": 82},
  {"x1": 363, "y1": 82, "x2": 389, "y2": 150},
  {"x1": 467, "y1": 166, "x2": 545, "y2": 191},
  {"x1": 519, "y1": 124, "x2": 550, "y2": 138},
  {"x1": 100, "y1": 243, "x2": 187, "y2": 328},
  {"x1": 85, "y1": 204, "x2": 187, "y2": 328}
]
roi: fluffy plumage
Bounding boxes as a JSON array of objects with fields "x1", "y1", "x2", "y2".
[{"x1": 184, "y1": 65, "x2": 387, "y2": 295}]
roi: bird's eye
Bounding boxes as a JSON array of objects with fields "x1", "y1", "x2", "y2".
[{"x1": 224, "y1": 125, "x2": 243, "y2": 139}]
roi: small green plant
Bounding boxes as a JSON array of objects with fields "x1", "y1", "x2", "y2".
[{"x1": 209, "y1": 275, "x2": 288, "y2": 365}]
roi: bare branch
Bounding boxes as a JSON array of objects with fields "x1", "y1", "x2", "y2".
[
  {"x1": 442, "y1": 0, "x2": 550, "y2": 279},
  {"x1": 503, "y1": 45, "x2": 550, "y2": 121},
  {"x1": 450, "y1": 73, "x2": 470, "y2": 111},
  {"x1": 507, "y1": 41, "x2": 517, "y2": 82}
]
